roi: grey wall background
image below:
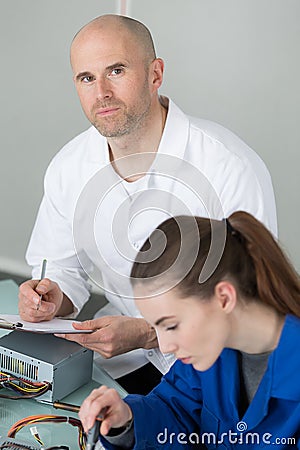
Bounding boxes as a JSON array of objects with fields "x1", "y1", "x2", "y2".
[{"x1": 0, "y1": 0, "x2": 299, "y2": 278}]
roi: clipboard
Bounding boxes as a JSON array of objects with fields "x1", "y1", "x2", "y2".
[{"x1": 0, "y1": 314, "x2": 93, "y2": 334}]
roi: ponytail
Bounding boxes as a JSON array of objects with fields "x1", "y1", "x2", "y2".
[{"x1": 229, "y1": 211, "x2": 300, "y2": 317}]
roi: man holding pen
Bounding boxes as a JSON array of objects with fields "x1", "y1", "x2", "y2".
[{"x1": 18, "y1": 14, "x2": 277, "y2": 394}]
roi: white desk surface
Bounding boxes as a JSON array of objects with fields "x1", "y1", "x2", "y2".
[{"x1": 0, "y1": 279, "x2": 127, "y2": 448}]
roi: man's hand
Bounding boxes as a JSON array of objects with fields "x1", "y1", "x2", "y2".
[
  {"x1": 18, "y1": 279, "x2": 73, "y2": 322},
  {"x1": 79, "y1": 385, "x2": 133, "y2": 435},
  {"x1": 58, "y1": 315, "x2": 158, "y2": 358}
]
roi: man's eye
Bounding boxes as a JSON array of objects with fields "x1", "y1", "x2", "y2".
[
  {"x1": 110, "y1": 68, "x2": 123, "y2": 76},
  {"x1": 81, "y1": 76, "x2": 94, "y2": 83}
]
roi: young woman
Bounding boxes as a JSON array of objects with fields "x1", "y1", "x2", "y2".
[{"x1": 79, "y1": 212, "x2": 300, "y2": 449}]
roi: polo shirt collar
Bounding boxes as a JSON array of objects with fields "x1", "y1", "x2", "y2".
[{"x1": 155, "y1": 96, "x2": 190, "y2": 160}]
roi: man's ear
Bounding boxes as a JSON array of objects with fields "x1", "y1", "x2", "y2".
[
  {"x1": 214, "y1": 281, "x2": 237, "y2": 314},
  {"x1": 149, "y1": 58, "x2": 164, "y2": 91}
]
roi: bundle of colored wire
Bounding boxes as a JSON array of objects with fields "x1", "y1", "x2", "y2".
[
  {"x1": 7, "y1": 415, "x2": 86, "y2": 450},
  {"x1": 0, "y1": 370, "x2": 50, "y2": 399}
]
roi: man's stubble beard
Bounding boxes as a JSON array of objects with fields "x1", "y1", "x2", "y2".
[
  {"x1": 92, "y1": 79, "x2": 152, "y2": 138},
  {"x1": 93, "y1": 104, "x2": 151, "y2": 138}
]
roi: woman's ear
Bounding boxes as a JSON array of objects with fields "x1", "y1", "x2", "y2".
[{"x1": 214, "y1": 281, "x2": 237, "y2": 314}]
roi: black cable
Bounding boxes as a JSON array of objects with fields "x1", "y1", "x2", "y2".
[
  {"x1": 0, "y1": 444, "x2": 35, "y2": 449},
  {"x1": 44, "y1": 447, "x2": 69, "y2": 450}
]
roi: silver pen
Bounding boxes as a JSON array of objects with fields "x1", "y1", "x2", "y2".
[{"x1": 37, "y1": 259, "x2": 47, "y2": 311}]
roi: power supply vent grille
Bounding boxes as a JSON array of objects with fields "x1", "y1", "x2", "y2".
[
  {"x1": 0, "y1": 353, "x2": 39, "y2": 380},
  {"x1": 0, "y1": 438, "x2": 38, "y2": 449}
]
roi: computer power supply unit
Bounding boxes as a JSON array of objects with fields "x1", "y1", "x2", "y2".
[{"x1": 0, "y1": 330, "x2": 93, "y2": 401}]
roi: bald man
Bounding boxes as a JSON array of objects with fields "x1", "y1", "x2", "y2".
[{"x1": 18, "y1": 15, "x2": 277, "y2": 394}]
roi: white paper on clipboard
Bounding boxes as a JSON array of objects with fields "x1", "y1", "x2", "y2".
[{"x1": 0, "y1": 314, "x2": 93, "y2": 334}]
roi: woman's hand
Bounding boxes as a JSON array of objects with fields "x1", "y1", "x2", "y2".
[{"x1": 79, "y1": 385, "x2": 133, "y2": 436}]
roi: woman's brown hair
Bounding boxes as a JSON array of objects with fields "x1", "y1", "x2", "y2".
[{"x1": 131, "y1": 211, "x2": 300, "y2": 317}]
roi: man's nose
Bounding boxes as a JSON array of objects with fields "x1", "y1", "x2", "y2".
[{"x1": 95, "y1": 77, "x2": 112, "y2": 100}]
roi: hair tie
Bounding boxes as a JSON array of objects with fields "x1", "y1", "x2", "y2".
[{"x1": 224, "y1": 218, "x2": 237, "y2": 236}]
